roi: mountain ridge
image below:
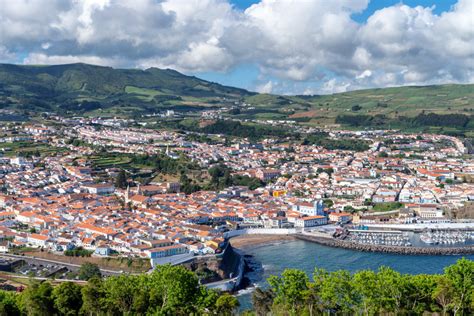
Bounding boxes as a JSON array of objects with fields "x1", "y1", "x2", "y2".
[
  {"x1": 0, "y1": 63, "x2": 472, "y2": 122},
  {"x1": 0, "y1": 63, "x2": 253, "y2": 115}
]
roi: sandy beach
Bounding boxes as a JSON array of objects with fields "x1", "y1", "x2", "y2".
[{"x1": 230, "y1": 234, "x2": 296, "y2": 250}]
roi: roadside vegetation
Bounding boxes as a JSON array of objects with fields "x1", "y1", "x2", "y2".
[
  {"x1": 0, "y1": 264, "x2": 240, "y2": 315},
  {"x1": 371, "y1": 202, "x2": 404, "y2": 212},
  {"x1": 22, "y1": 251, "x2": 150, "y2": 274},
  {"x1": 302, "y1": 132, "x2": 370, "y2": 152}
]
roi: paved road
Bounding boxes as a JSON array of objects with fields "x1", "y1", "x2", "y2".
[
  {"x1": 0, "y1": 272, "x2": 87, "y2": 284},
  {"x1": 150, "y1": 253, "x2": 194, "y2": 268},
  {"x1": 1, "y1": 253, "x2": 127, "y2": 275}
]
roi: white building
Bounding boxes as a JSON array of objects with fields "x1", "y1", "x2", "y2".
[
  {"x1": 294, "y1": 216, "x2": 328, "y2": 227},
  {"x1": 292, "y1": 201, "x2": 324, "y2": 216},
  {"x1": 82, "y1": 183, "x2": 115, "y2": 195}
]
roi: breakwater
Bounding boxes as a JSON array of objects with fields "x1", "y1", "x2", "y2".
[{"x1": 296, "y1": 234, "x2": 474, "y2": 255}]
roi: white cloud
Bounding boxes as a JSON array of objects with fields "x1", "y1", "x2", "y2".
[
  {"x1": 356, "y1": 70, "x2": 372, "y2": 80},
  {"x1": 41, "y1": 43, "x2": 51, "y2": 50},
  {"x1": 256, "y1": 81, "x2": 273, "y2": 94},
  {"x1": 356, "y1": 1, "x2": 474, "y2": 88},
  {"x1": 321, "y1": 79, "x2": 351, "y2": 94},
  {"x1": 0, "y1": 0, "x2": 472, "y2": 94}
]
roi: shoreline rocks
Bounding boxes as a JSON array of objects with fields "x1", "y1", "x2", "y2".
[{"x1": 295, "y1": 234, "x2": 474, "y2": 256}]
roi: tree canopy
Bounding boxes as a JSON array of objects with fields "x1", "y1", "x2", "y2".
[
  {"x1": 0, "y1": 259, "x2": 472, "y2": 315},
  {"x1": 254, "y1": 258, "x2": 474, "y2": 315}
]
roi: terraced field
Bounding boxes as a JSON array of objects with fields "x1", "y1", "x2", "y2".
[
  {"x1": 0, "y1": 141, "x2": 67, "y2": 157},
  {"x1": 88, "y1": 155, "x2": 132, "y2": 168}
]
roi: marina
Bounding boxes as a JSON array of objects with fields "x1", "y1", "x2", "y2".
[
  {"x1": 344, "y1": 226, "x2": 474, "y2": 249},
  {"x1": 347, "y1": 230, "x2": 412, "y2": 247},
  {"x1": 419, "y1": 230, "x2": 474, "y2": 245}
]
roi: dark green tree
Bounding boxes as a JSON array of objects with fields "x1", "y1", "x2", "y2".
[
  {"x1": 215, "y1": 293, "x2": 240, "y2": 316},
  {"x1": 19, "y1": 281, "x2": 56, "y2": 315},
  {"x1": 147, "y1": 264, "x2": 201, "y2": 314},
  {"x1": 252, "y1": 288, "x2": 274, "y2": 316},
  {"x1": 444, "y1": 258, "x2": 474, "y2": 315},
  {"x1": 78, "y1": 263, "x2": 102, "y2": 281},
  {"x1": 81, "y1": 277, "x2": 105, "y2": 315},
  {"x1": 115, "y1": 169, "x2": 128, "y2": 189},
  {"x1": 268, "y1": 268, "x2": 309, "y2": 313},
  {"x1": 0, "y1": 290, "x2": 20, "y2": 315},
  {"x1": 52, "y1": 282, "x2": 83, "y2": 316},
  {"x1": 102, "y1": 274, "x2": 142, "y2": 314}
]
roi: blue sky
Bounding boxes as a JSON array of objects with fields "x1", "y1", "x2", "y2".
[
  {"x1": 0, "y1": 0, "x2": 471, "y2": 95},
  {"x1": 230, "y1": 0, "x2": 457, "y2": 15}
]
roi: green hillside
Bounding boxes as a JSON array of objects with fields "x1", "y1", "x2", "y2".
[
  {"x1": 242, "y1": 84, "x2": 474, "y2": 120},
  {"x1": 0, "y1": 63, "x2": 472, "y2": 133},
  {"x1": 238, "y1": 84, "x2": 474, "y2": 136},
  {"x1": 0, "y1": 63, "x2": 252, "y2": 116}
]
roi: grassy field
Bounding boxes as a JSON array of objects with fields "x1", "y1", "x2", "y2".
[
  {"x1": 88, "y1": 155, "x2": 132, "y2": 168},
  {"x1": 370, "y1": 202, "x2": 404, "y2": 212},
  {"x1": 243, "y1": 84, "x2": 474, "y2": 126},
  {"x1": 125, "y1": 85, "x2": 165, "y2": 101},
  {"x1": 0, "y1": 141, "x2": 67, "y2": 157}
]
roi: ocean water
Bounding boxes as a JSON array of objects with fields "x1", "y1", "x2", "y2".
[{"x1": 237, "y1": 240, "x2": 474, "y2": 311}]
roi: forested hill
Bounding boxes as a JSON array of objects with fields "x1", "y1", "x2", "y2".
[{"x1": 0, "y1": 63, "x2": 253, "y2": 115}]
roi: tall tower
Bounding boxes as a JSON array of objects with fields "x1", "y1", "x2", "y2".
[{"x1": 125, "y1": 185, "x2": 130, "y2": 203}]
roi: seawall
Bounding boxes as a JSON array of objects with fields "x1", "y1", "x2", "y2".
[
  {"x1": 224, "y1": 228, "x2": 299, "y2": 239},
  {"x1": 296, "y1": 234, "x2": 474, "y2": 255},
  {"x1": 202, "y1": 245, "x2": 245, "y2": 292}
]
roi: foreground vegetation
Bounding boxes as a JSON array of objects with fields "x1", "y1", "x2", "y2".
[
  {"x1": 253, "y1": 258, "x2": 473, "y2": 316},
  {"x1": 0, "y1": 259, "x2": 472, "y2": 315},
  {"x1": 0, "y1": 264, "x2": 239, "y2": 315}
]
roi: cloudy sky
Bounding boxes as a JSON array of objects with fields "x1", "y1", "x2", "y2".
[{"x1": 0, "y1": 0, "x2": 473, "y2": 95}]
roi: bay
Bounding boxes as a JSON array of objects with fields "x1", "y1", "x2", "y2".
[{"x1": 236, "y1": 239, "x2": 474, "y2": 311}]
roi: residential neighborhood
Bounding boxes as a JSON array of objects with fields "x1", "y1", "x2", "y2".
[{"x1": 0, "y1": 118, "x2": 473, "y2": 269}]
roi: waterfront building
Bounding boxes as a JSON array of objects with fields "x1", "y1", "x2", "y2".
[
  {"x1": 145, "y1": 244, "x2": 188, "y2": 259},
  {"x1": 329, "y1": 212, "x2": 352, "y2": 224},
  {"x1": 294, "y1": 215, "x2": 328, "y2": 227}
]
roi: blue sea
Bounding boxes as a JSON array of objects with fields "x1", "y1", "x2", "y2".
[{"x1": 236, "y1": 239, "x2": 474, "y2": 310}]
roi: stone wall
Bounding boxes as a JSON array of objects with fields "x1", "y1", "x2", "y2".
[{"x1": 224, "y1": 228, "x2": 299, "y2": 238}]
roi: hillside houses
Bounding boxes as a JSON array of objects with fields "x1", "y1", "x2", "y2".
[{"x1": 0, "y1": 122, "x2": 472, "y2": 262}]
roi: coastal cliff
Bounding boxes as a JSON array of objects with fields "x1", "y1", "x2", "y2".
[{"x1": 184, "y1": 244, "x2": 244, "y2": 291}]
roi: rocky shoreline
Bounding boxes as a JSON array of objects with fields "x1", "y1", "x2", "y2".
[{"x1": 296, "y1": 234, "x2": 474, "y2": 255}]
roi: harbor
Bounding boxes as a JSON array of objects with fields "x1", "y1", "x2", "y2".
[
  {"x1": 418, "y1": 230, "x2": 474, "y2": 246},
  {"x1": 345, "y1": 228, "x2": 474, "y2": 248},
  {"x1": 347, "y1": 230, "x2": 412, "y2": 247},
  {"x1": 237, "y1": 239, "x2": 474, "y2": 311},
  {"x1": 296, "y1": 234, "x2": 474, "y2": 255}
]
